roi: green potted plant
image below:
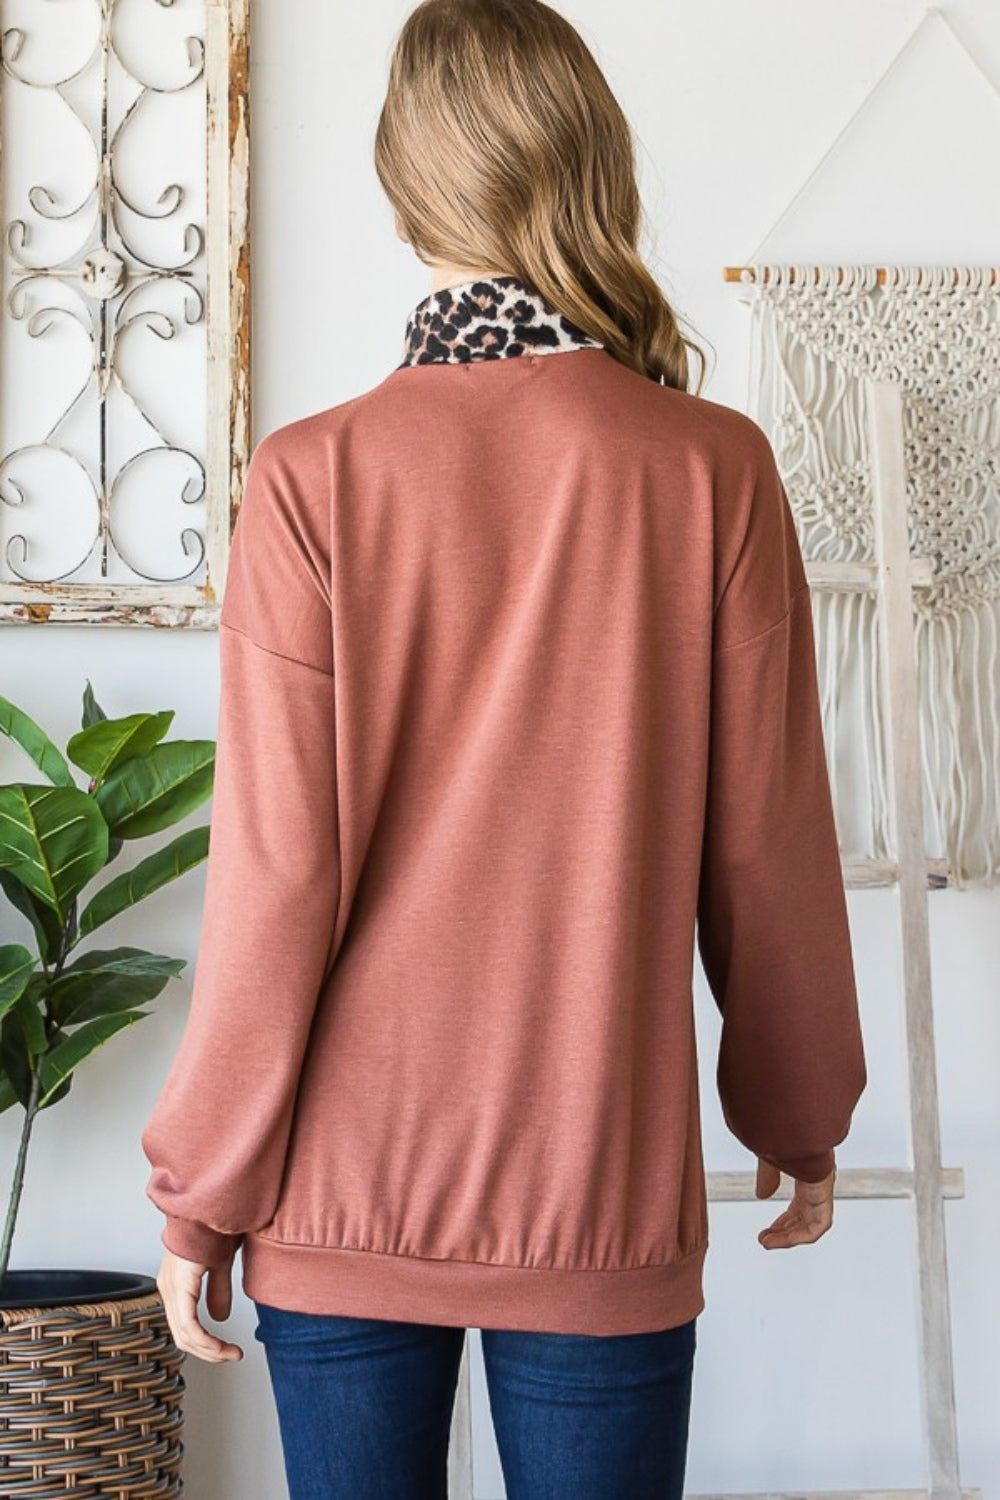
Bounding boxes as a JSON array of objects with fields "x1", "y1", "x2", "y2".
[{"x1": 0, "y1": 680, "x2": 215, "y2": 1494}]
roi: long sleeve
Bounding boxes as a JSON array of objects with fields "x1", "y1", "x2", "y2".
[
  {"x1": 696, "y1": 427, "x2": 867, "y2": 1183},
  {"x1": 141, "y1": 429, "x2": 340, "y2": 1265}
]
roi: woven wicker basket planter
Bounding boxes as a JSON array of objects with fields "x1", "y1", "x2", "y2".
[{"x1": 0, "y1": 1270, "x2": 185, "y2": 1497}]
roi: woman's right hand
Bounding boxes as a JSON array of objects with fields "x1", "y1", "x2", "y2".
[{"x1": 157, "y1": 1247, "x2": 245, "y2": 1364}]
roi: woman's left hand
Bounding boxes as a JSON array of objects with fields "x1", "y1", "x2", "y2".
[{"x1": 156, "y1": 1247, "x2": 245, "y2": 1363}]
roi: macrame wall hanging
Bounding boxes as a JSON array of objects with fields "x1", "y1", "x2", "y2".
[
  {"x1": 737, "y1": 263, "x2": 1000, "y2": 889},
  {"x1": 723, "y1": 8, "x2": 1000, "y2": 890}
]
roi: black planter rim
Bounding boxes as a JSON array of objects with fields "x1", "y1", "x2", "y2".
[{"x1": 0, "y1": 1268, "x2": 158, "y2": 1311}]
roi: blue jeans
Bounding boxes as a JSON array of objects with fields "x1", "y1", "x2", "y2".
[{"x1": 252, "y1": 1301, "x2": 697, "y2": 1499}]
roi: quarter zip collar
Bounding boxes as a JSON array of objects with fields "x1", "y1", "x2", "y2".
[{"x1": 398, "y1": 272, "x2": 605, "y2": 367}]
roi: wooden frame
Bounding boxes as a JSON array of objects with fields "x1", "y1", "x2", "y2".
[{"x1": 0, "y1": 0, "x2": 250, "y2": 628}]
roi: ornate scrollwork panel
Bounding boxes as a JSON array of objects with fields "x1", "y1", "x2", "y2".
[{"x1": 0, "y1": 0, "x2": 249, "y2": 627}]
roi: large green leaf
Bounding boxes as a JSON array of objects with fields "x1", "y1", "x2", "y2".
[
  {"x1": 67, "y1": 711, "x2": 175, "y2": 784},
  {"x1": 50, "y1": 976, "x2": 166, "y2": 1028},
  {"x1": 0, "y1": 872, "x2": 61, "y2": 962},
  {"x1": 0, "y1": 785, "x2": 109, "y2": 922},
  {"x1": 82, "y1": 680, "x2": 108, "y2": 728},
  {"x1": 0, "y1": 1071, "x2": 20, "y2": 1114},
  {"x1": 39, "y1": 1073, "x2": 73, "y2": 1111},
  {"x1": 13, "y1": 991, "x2": 47, "y2": 1057},
  {"x1": 0, "y1": 696, "x2": 76, "y2": 788},
  {"x1": 77, "y1": 825, "x2": 209, "y2": 938},
  {"x1": 53, "y1": 946, "x2": 186, "y2": 980},
  {"x1": 46, "y1": 947, "x2": 184, "y2": 1027},
  {"x1": 0, "y1": 945, "x2": 37, "y2": 1024},
  {"x1": 95, "y1": 742, "x2": 215, "y2": 839},
  {"x1": 1, "y1": 1010, "x2": 33, "y2": 1108},
  {"x1": 31, "y1": 1027, "x2": 72, "y2": 1112},
  {"x1": 36, "y1": 1010, "x2": 147, "y2": 1107}
]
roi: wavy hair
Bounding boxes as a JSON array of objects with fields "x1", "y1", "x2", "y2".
[{"x1": 374, "y1": 0, "x2": 710, "y2": 392}]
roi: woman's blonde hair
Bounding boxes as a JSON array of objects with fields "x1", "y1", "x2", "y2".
[{"x1": 374, "y1": 0, "x2": 709, "y2": 393}]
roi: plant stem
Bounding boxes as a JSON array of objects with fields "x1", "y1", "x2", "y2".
[
  {"x1": 0, "y1": 902, "x2": 73, "y2": 1291},
  {"x1": 0, "y1": 1069, "x2": 41, "y2": 1288}
]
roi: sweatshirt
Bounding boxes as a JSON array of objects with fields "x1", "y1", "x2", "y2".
[{"x1": 140, "y1": 273, "x2": 868, "y2": 1336}]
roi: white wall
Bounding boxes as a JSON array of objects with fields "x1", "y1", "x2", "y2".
[{"x1": 2, "y1": 3, "x2": 998, "y2": 1497}]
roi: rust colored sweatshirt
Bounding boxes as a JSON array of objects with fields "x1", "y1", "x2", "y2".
[{"x1": 141, "y1": 273, "x2": 867, "y2": 1336}]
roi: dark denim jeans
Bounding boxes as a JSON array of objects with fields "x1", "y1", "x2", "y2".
[{"x1": 252, "y1": 1300, "x2": 697, "y2": 1500}]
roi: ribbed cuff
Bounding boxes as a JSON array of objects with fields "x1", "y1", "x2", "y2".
[
  {"x1": 761, "y1": 1148, "x2": 836, "y2": 1183},
  {"x1": 162, "y1": 1214, "x2": 244, "y2": 1267}
]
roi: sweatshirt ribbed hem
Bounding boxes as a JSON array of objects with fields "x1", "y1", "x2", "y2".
[{"x1": 241, "y1": 1234, "x2": 707, "y2": 1336}]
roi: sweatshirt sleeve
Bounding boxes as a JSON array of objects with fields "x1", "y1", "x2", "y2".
[
  {"x1": 696, "y1": 424, "x2": 867, "y2": 1183},
  {"x1": 141, "y1": 429, "x2": 340, "y2": 1265}
]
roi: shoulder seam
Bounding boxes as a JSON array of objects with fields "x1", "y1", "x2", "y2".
[
  {"x1": 713, "y1": 580, "x2": 811, "y2": 655},
  {"x1": 220, "y1": 619, "x2": 334, "y2": 680}
]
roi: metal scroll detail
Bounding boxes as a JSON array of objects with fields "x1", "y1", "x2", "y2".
[{"x1": 0, "y1": 0, "x2": 250, "y2": 626}]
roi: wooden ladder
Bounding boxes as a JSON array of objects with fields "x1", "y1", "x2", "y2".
[{"x1": 447, "y1": 379, "x2": 978, "y2": 1500}]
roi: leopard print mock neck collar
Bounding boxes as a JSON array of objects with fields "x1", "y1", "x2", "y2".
[{"x1": 398, "y1": 273, "x2": 605, "y2": 367}]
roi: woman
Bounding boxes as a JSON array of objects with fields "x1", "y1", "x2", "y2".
[{"x1": 141, "y1": 1, "x2": 867, "y2": 1496}]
